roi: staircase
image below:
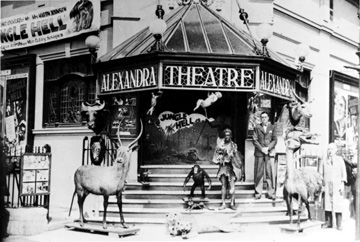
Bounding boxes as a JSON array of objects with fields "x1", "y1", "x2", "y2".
[{"x1": 94, "y1": 165, "x2": 307, "y2": 225}]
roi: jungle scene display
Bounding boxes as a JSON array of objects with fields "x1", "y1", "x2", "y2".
[{"x1": 141, "y1": 90, "x2": 233, "y2": 165}]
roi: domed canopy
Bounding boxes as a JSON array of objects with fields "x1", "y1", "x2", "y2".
[{"x1": 98, "y1": 1, "x2": 289, "y2": 67}]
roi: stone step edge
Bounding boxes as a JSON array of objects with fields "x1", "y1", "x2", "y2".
[
  {"x1": 141, "y1": 165, "x2": 218, "y2": 169},
  {"x1": 110, "y1": 198, "x2": 284, "y2": 204},
  {"x1": 101, "y1": 206, "x2": 288, "y2": 214},
  {"x1": 86, "y1": 215, "x2": 307, "y2": 224},
  {"x1": 127, "y1": 181, "x2": 254, "y2": 187},
  {"x1": 123, "y1": 190, "x2": 261, "y2": 195}
]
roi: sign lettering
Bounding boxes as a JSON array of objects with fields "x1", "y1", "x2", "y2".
[
  {"x1": 259, "y1": 70, "x2": 295, "y2": 98},
  {"x1": 164, "y1": 65, "x2": 255, "y2": 90},
  {"x1": 100, "y1": 66, "x2": 157, "y2": 92},
  {"x1": 158, "y1": 111, "x2": 206, "y2": 134},
  {"x1": 1, "y1": 0, "x2": 100, "y2": 50}
]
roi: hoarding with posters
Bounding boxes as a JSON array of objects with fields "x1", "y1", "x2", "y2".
[
  {"x1": 330, "y1": 71, "x2": 358, "y2": 155},
  {"x1": 5, "y1": 73, "x2": 28, "y2": 153},
  {"x1": 1, "y1": 0, "x2": 100, "y2": 51}
]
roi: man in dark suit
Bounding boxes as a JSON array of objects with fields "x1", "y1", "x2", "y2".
[{"x1": 253, "y1": 111, "x2": 277, "y2": 200}]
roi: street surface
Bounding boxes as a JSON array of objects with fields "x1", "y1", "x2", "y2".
[{"x1": 3, "y1": 217, "x2": 356, "y2": 242}]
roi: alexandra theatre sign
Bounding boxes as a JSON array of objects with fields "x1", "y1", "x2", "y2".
[
  {"x1": 163, "y1": 65, "x2": 255, "y2": 90},
  {"x1": 99, "y1": 64, "x2": 295, "y2": 99},
  {"x1": 259, "y1": 70, "x2": 295, "y2": 99},
  {"x1": 100, "y1": 66, "x2": 158, "y2": 93}
]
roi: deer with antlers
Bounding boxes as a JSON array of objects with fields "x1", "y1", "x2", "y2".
[
  {"x1": 283, "y1": 89, "x2": 323, "y2": 227},
  {"x1": 69, "y1": 120, "x2": 143, "y2": 229}
]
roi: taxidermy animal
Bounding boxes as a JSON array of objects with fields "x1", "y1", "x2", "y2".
[
  {"x1": 165, "y1": 211, "x2": 242, "y2": 239},
  {"x1": 147, "y1": 91, "x2": 163, "y2": 116},
  {"x1": 183, "y1": 165, "x2": 212, "y2": 198},
  {"x1": 89, "y1": 136, "x2": 106, "y2": 166},
  {"x1": 139, "y1": 168, "x2": 151, "y2": 185},
  {"x1": 82, "y1": 100, "x2": 118, "y2": 164},
  {"x1": 283, "y1": 90, "x2": 323, "y2": 226},
  {"x1": 193, "y1": 92, "x2": 222, "y2": 119},
  {"x1": 69, "y1": 120, "x2": 143, "y2": 229},
  {"x1": 185, "y1": 198, "x2": 214, "y2": 211},
  {"x1": 81, "y1": 99, "x2": 109, "y2": 135}
]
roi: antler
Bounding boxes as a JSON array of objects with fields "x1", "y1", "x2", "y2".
[
  {"x1": 128, "y1": 120, "x2": 143, "y2": 149},
  {"x1": 291, "y1": 89, "x2": 305, "y2": 104},
  {"x1": 117, "y1": 119, "x2": 143, "y2": 149},
  {"x1": 117, "y1": 119, "x2": 123, "y2": 147},
  {"x1": 82, "y1": 100, "x2": 106, "y2": 112}
]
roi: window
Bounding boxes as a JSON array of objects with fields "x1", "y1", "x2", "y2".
[
  {"x1": 330, "y1": 0, "x2": 334, "y2": 21},
  {"x1": 43, "y1": 55, "x2": 96, "y2": 127}
]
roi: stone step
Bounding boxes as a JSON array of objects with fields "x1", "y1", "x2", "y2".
[
  {"x1": 140, "y1": 165, "x2": 219, "y2": 174},
  {"x1": 115, "y1": 197, "x2": 283, "y2": 209},
  {"x1": 143, "y1": 173, "x2": 218, "y2": 183},
  {"x1": 100, "y1": 206, "x2": 288, "y2": 218},
  {"x1": 88, "y1": 214, "x2": 307, "y2": 225},
  {"x1": 122, "y1": 189, "x2": 263, "y2": 199},
  {"x1": 126, "y1": 181, "x2": 254, "y2": 191}
]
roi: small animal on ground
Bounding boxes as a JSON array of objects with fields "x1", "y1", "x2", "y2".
[{"x1": 185, "y1": 198, "x2": 214, "y2": 211}]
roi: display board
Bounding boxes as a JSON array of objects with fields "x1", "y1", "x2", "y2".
[
  {"x1": 20, "y1": 153, "x2": 51, "y2": 196},
  {"x1": 111, "y1": 95, "x2": 138, "y2": 137}
]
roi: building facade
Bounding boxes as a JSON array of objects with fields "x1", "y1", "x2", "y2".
[{"x1": 1, "y1": 0, "x2": 359, "y2": 216}]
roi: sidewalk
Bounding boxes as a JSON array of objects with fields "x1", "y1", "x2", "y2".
[{"x1": 3, "y1": 217, "x2": 357, "y2": 242}]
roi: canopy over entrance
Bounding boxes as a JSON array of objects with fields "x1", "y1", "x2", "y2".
[
  {"x1": 98, "y1": 1, "x2": 289, "y2": 65},
  {"x1": 95, "y1": 0, "x2": 301, "y2": 101}
]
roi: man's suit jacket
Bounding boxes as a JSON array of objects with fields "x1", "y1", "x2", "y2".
[{"x1": 253, "y1": 123, "x2": 277, "y2": 157}]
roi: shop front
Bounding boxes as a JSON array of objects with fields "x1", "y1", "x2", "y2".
[{"x1": 94, "y1": 1, "x2": 303, "y2": 181}]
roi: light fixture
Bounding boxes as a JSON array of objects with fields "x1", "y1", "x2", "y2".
[
  {"x1": 148, "y1": 4, "x2": 168, "y2": 52},
  {"x1": 294, "y1": 43, "x2": 310, "y2": 71},
  {"x1": 85, "y1": 35, "x2": 100, "y2": 63},
  {"x1": 255, "y1": 23, "x2": 272, "y2": 57}
]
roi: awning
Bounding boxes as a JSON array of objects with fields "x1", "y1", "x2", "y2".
[{"x1": 95, "y1": 1, "x2": 301, "y2": 101}]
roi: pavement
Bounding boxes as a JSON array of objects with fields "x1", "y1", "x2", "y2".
[{"x1": 3, "y1": 216, "x2": 358, "y2": 242}]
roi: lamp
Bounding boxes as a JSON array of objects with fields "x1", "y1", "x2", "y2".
[
  {"x1": 85, "y1": 35, "x2": 100, "y2": 63},
  {"x1": 255, "y1": 23, "x2": 272, "y2": 57},
  {"x1": 148, "y1": 4, "x2": 168, "y2": 52},
  {"x1": 294, "y1": 43, "x2": 310, "y2": 71}
]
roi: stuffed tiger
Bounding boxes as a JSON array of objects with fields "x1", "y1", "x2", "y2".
[{"x1": 165, "y1": 211, "x2": 243, "y2": 239}]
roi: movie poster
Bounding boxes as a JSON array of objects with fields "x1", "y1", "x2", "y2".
[
  {"x1": 21, "y1": 154, "x2": 51, "y2": 196},
  {"x1": 1, "y1": 0, "x2": 100, "y2": 51},
  {"x1": 333, "y1": 86, "x2": 358, "y2": 154},
  {"x1": 5, "y1": 73, "x2": 28, "y2": 154}
]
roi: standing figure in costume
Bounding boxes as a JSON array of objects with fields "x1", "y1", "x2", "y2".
[
  {"x1": 321, "y1": 143, "x2": 347, "y2": 230},
  {"x1": 183, "y1": 165, "x2": 212, "y2": 198},
  {"x1": 212, "y1": 129, "x2": 239, "y2": 210},
  {"x1": 342, "y1": 148, "x2": 358, "y2": 214},
  {"x1": 253, "y1": 111, "x2": 277, "y2": 200}
]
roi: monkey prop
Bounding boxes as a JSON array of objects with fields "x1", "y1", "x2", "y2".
[
  {"x1": 139, "y1": 168, "x2": 151, "y2": 185},
  {"x1": 147, "y1": 91, "x2": 163, "y2": 116},
  {"x1": 183, "y1": 165, "x2": 212, "y2": 198}
]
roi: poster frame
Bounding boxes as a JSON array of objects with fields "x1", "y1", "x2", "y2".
[{"x1": 20, "y1": 153, "x2": 52, "y2": 196}]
